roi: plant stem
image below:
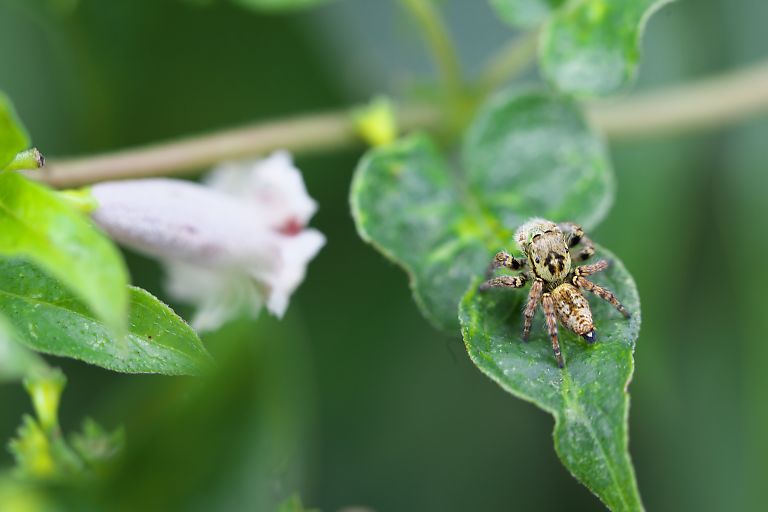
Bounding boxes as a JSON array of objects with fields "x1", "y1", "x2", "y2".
[
  {"x1": 587, "y1": 60, "x2": 768, "y2": 139},
  {"x1": 477, "y1": 30, "x2": 540, "y2": 95},
  {"x1": 32, "y1": 60, "x2": 768, "y2": 188},
  {"x1": 37, "y1": 105, "x2": 439, "y2": 187},
  {"x1": 399, "y1": 0, "x2": 463, "y2": 101}
]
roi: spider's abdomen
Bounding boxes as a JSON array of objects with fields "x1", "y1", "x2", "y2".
[{"x1": 552, "y1": 283, "x2": 593, "y2": 336}]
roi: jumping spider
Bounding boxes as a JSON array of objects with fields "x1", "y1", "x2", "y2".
[{"x1": 479, "y1": 218, "x2": 630, "y2": 368}]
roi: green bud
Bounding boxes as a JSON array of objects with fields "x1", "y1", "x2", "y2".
[
  {"x1": 23, "y1": 368, "x2": 66, "y2": 433},
  {"x1": 353, "y1": 97, "x2": 398, "y2": 147}
]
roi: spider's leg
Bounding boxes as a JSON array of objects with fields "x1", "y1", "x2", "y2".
[
  {"x1": 574, "y1": 259, "x2": 609, "y2": 277},
  {"x1": 574, "y1": 276, "x2": 630, "y2": 318},
  {"x1": 542, "y1": 293, "x2": 564, "y2": 368},
  {"x1": 522, "y1": 278, "x2": 543, "y2": 341},
  {"x1": 479, "y1": 273, "x2": 528, "y2": 291},
  {"x1": 558, "y1": 222, "x2": 595, "y2": 262},
  {"x1": 486, "y1": 250, "x2": 527, "y2": 278}
]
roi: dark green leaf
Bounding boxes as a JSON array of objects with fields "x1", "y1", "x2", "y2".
[
  {"x1": 231, "y1": 0, "x2": 332, "y2": 11},
  {"x1": 351, "y1": 89, "x2": 612, "y2": 330},
  {"x1": 0, "y1": 171, "x2": 129, "y2": 333},
  {"x1": 460, "y1": 245, "x2": 642, "y2": 510},
  {"x1": 0, "y1": 258, "x2": 212, "y2": 375},
  {"x1": 540, "y1": 0, "x2": 676, "y2": 96},
  {"x1": 0, "y1": 92, "x2": 29, "y2": 169},
  {"x1": 489, "y1": 0, "x2": 565, "y2": 27}
]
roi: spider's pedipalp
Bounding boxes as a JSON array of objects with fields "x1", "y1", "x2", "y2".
[
  {"x1": 574, "y1": 276, "x2": 630, "y2": 318},
  {"x1": 542, "y1": 293, "x2": 564, "y2": 368},
  {"x1": 479, "y1": 274, "x2": 528, "y2": 291},
  {"x1": 486, "y1": 250, "x2": 527, "y2": 278},
  {"x1": 522, "y1": 278, "x2": 543, "y2": 341}
]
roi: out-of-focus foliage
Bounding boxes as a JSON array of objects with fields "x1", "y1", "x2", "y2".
[
  {"x1": 232, "y1": 0, "x2": 334, "y2": 12},
  {"x1": 461, "y1": 246, "x2": 641, "y2": 510},
  {"x1": 0, "y1": 171, "x2": 129, "y2": 335},
  {"x1": 0, "y1": 319, "x2": 46, "y2": 383},
  {"x1": 0, "y1": 259, "x2": 211, "y2": 375},
  {"x1": 0, "y1": 91, "x2": 28, "y2": 169},
  {"x1": 490, "y1": 0, "x2": 676, "y2": 95},
  {"x1": 352, "y1": 90, "x2": 612, "y2": 331}
]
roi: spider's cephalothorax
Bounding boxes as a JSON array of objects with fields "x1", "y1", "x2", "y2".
[{"x1": 479, "y1": 218, "x2": 630, "y2": 368}]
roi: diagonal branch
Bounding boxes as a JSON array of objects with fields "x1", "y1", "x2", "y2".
[{"x1": 34, "y1": 60, "x2": 768, "y2": 188}]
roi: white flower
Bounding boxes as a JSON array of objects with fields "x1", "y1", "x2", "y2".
[{"x1": 90, "y1": 151, "x2": 325, "y2": 331}]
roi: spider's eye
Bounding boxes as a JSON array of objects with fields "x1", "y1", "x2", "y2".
[{"x1": 535, "y1": 257, "x2": 540, "y2": 263}]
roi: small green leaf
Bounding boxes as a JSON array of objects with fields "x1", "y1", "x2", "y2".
[
  {"x1": 0, "y1": 171, "x2": 129, "y2": 333},
  {"x1": 541, "y1": 0, "x2": 676, "y2": 96},
  {"x1": 351, "y1": 89, "x2": 612, "y2": 330},
  {"x1": 70, "y1": 418, "x2": 124, "y2": 471},
  {"x1": 0, "y1": 92, "x2": 29, "y2": 169},
  {"x1": 231, "y1": 0, "x2": 333, "y2": 11},
  {"x1": 460, "y1": 246, "x2": 642, "y2": 510},
  {"x1": 0, "y1": 258, "x2": 212, "y2": 375},
  {"x1": 489, "y1": 0, "x2": 566, "y2": 27}
]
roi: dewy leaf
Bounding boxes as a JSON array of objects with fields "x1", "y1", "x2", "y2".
[
  {"x1": 231, "y1": 0, "x2": 333, "y2": 11},
  {"x1": 351, "y1": 89, "x2": 612, "y2": 331},
  {"x1": 460, "y1": 246, "x2": 642, "y2": 510},
  {"x1": 0, "y1": 258, "x2": 213, "y2": 376},
  {"x1": 489, "y1": 0, "x2": 566, "y2": 27},
  {"x1": 0, "y1": 171, "x2": 129, "y2": 333},
  {"x1": 0, "y1": 92, "x2": 30, "y2": 169},
  {"x1": 540, "y1": 0, "x2": 676, "y2": 96}
]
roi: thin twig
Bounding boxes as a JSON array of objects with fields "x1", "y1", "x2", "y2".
[
  {"x1": 399, "y1": 0, "x2": 463, "y2": 101},
  {"x1": 36, "y1": 60, "x2": 768, "y2": 188},
  {"x1": 38, "y1": 105, "x2": 439, "y2": 187},
  {"x1": 477, "y1": 30, "x2": 539, "y2": 95},
  {"x1": 588, "y1": 60, "x2": 768, "y2": 139}
]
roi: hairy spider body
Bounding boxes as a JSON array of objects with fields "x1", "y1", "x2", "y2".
[{"x1": 480, "y1": 218, "x2": 629, "y2": 368}]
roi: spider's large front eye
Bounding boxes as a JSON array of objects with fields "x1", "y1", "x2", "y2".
[{"x1": 535, "y1": 257, "x2": 540, "y2": 263}]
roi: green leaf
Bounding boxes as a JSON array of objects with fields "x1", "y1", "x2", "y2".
[
  {"x1": 231, "y1": 0, "x2": 333, "y2": 11},
  {"x1": 0, "y1": 316, "x2": 47, "y2": 383},
  {"x1": 540, "y1": 0, "x2": 676, "y2": 96},
  {"x1": 460, "y1": 245, "x2": 642, "y2": 510},
  {"x1": 0, "y1": 171, "x2": 129, "y2": 333},
  {"x1": 351, "y1": 89, "x2": 612, "y2": 331},
  {"x1": 0, "y1": 258, "x2": 213, "y2": 375},
  {"x1": 0, "y1": 92, "x2": 30, "y2": 169},
  {"x1": 489, "y1": 0, "x2": 566, "y2": 27}
]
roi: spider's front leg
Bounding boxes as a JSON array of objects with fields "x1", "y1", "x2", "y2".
[
  {"x1": 522, "y1": 278, "x2": 543, "y2": 341},
  {"x1": 485, "y1": 250, "x2": 527, "y2": 278},
  {"x1": 558, "y1": 222, "x2": 595, "y2": 262},
  {"x1": 542, "y1": 293, "x2": 564, "y2": 368},
  {"x1": 479, "y1": 273, "x2": 528, "y2": 291},
  {"x1": 574, "y1": 275, "x2": 630, "y2": 318}
]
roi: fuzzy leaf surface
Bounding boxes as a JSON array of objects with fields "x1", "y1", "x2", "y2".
[
  {"x1": 461, "y1": 246, "x2": 642, "y2": 510},
  {"x1": 0, "y1": 92, "x2": 29, "y2": 169},
  {"x1": 0, "y1": 258, "x2": 212, "y2": 375},
  {"x1": 351, "y1": 89, "x2": 612, "y2": 331},
  {"x1": 0, "y1": 171, "x2": 129, "y2": 333},
  {"x1": 541, "y1": 0, "x2": 676, "y2": 96}
]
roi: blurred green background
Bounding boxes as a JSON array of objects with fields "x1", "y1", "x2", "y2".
[{"x1": 0, "y1": 0, "x2": 766, "y2": 510}]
